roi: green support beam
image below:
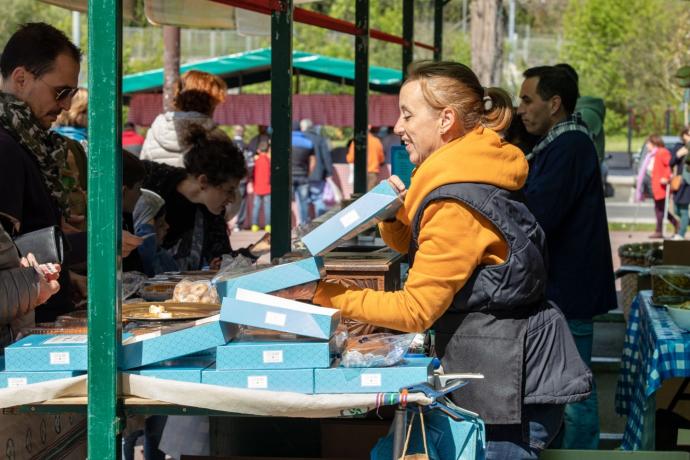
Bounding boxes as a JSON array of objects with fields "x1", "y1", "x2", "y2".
[
  {"x1": 270, "y1": 0, "x2": 294, "y2": 259},
  {"x1": 402, "y1": 0, "x2": 414, "y2": 77},
  {"x1": 434, "y1": 0, "x2": 443, "y2": 61},
  {"x1": 353, "y1": 0, "x2": 370, "y2": 195},
  {"x1": 87, "y1": 0, "x2": 123, "y2": 458}
]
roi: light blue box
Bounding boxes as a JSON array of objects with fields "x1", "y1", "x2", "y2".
[
  {"x1": 314, "y1": 358, "x2": 433, "y2": 394},
  {"x1": 5, "y1": 334, "x2": 88, "y2": 371},
  {"x1": 125, "y1": 356, "x2": 215, "y2": 383},
  {"x1": 121, "y1": 314, "x2": 234, "y2": 370},
  {"x1": 216, "y1": 337, "x2": 335, "y2": 370},
  {"x1": 202, "y1": 367, "x2": 314, "y2": 393},
  {"x1": 221, "y1": 290, "x2": 340, "y2": 340},
  {"x1": 213, "y1": 257, "x2": 325, "y2": 299},
  {"x1": 301, "y1": 181, "x2": 402, "y2": 255},
  {"x1": 0, "y1": 358, "x2": 84, "y2": 388}
]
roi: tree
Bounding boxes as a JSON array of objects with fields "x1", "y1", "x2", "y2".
[
  {"x1": 470, "y1": 0, "x2": 505, "y2": 86},
  {"x1": 562, "y1": 0, "x2": 690, "y2": 134}
]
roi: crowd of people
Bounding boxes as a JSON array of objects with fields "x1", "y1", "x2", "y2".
[
  {"x1": 635, "y1": 129, "x2": 690, "y2": 239},
  {"x1": 0, "y1": 21, "x2": 624, "y2": 459}
]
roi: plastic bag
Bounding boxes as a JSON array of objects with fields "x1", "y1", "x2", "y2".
[
  {"x1": 323, "y1": 177, "x2": 343, "y2": 206},
  {"x1": 172, "y1": 279, "x2": 219, "y2": 304},
  {"x1": 341, "y1": 333, "x2": 417, "y2": 368},
  {"x1": 123, "y1": 271, "x2": 147, "y2": 300}
]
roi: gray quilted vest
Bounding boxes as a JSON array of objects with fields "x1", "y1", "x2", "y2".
[{"x1": 410, "y1": 183, "x2": 591, "y2": 425}]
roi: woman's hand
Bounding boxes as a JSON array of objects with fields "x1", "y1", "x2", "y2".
[
  {"x1": 387, "y1": 175, "x2": 407, "y2": 198},
  {"x1": 661, "y1": 177, "x2": 669, "y2": 185},
  {"x1": 20, "y1": 253, "x2": 61, "y2": 305},
  {"x1": 678, "y1": 147, "x2": 688, "y2": 158},
  {"x1": 122, "y1": 231, "x2": 144, "y2": 258}
]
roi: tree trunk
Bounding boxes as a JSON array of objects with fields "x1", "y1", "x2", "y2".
[
  {"x1": 470, "y1": 0, "x2": 504, "y2": 86},
  {"x1": 163, "y1": 26, "x2": 181, "y2": 112}
]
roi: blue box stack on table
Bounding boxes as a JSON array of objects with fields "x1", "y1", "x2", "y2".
[{"x1": 2, "y1": 182, "x2": 432, "y2": 393}]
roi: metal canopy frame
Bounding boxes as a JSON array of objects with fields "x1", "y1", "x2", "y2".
[{"x1": 83, "y1": 0, "x2": 447, "y2": 456}]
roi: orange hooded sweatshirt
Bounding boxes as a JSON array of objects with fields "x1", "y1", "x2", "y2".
[{"x1": 313, "y1": 126, "x2": 528, "y2": 332}]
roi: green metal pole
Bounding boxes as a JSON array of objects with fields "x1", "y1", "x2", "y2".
[
  {"x1": 434, "y1": 0, "x2": 443, "y2": 61},
  {"x1": 353, "y1": 0, "x2": 370, "y2": 195},
  {"x1": 270, "y1": 0, "x2": 294, "y2": 259},
  {"x1": 402, "y1": 0, "x2": 414, "y2": 78},
  {"x1": 87, "y1": 0, "x2": 123, "y2": 458}
]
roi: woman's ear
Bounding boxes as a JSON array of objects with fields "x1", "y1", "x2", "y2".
[
  {"x1": 197, "y1": 174, "x2": 209, "y2": 190},
  {"x1": 439, "y1": 107, "x2": 457, "y2": 135}
]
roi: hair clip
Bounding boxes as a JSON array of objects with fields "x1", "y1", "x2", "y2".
[{"x1": 482, "y1": 96, "x2": 493, "y2": 112}]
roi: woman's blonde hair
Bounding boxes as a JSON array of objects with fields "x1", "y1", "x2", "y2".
[
  {"x1": 405, "y1": 61, "x2": 512, "y2": 133},
  {"x1": 173, "y1": 70, "x2": 227, "y2": 116},
  {"x1": 54, "y1": 87, "x2": 88, "y2": 127}
]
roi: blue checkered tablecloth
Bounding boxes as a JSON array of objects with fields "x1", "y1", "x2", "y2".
[{"x1": 615, "y1": 290, "x2": 690, "y2": 449}]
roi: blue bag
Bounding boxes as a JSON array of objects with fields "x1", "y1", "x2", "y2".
[{"x1": 370, "y1": 407, "x2": 485, "y2": 460}]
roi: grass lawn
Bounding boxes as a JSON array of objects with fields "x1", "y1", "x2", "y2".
[
  {"x1": 608, "y1": 222, "x2": 678, "y2": 233},
  {"x1": 606, "y1": 134, "x2": 646, "y2": 154}
]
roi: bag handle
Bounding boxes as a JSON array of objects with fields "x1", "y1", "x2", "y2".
[{"x1": 400, "y1": 407, "x2": 429, "y2": 459}]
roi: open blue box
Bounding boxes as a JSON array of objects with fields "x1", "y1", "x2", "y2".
[
  {"x1": 221, "y1": 289, "x2": 340, "y2": 340},
  {"x1": 202, "y1": 366, "x2": 314, "y2": 393},
  {"x1": 4, "y1": 334, "x2": 88, "y2": 371},
  {"x1": 213, "y1": 257, "x2": 324, "y2": 299},
  {"x1": 314, "y1": 358, "x2": 433, "y2": 394},
  {"x1": 216, "y1": 335, "x2": 336, "y2": 370},
  {"x1": 125, "y1": 356, "x2": 216, "y2": 383},
  {"x1": 121, "y1": 314, "x2": 234, "y2": 370},
  {"x1": 301, "y1": 181, "x2": 402, "y2": 255}
]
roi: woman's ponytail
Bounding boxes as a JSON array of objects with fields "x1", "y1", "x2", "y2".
[{"x1": 481, "y1": 87, "x2": 513, "y2": 133}]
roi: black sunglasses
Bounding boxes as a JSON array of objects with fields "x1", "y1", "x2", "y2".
[{"x1": 37, "y1": 78, "x2": 79, "y2": 102}]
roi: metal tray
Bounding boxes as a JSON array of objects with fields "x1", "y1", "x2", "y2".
[{"x1": 122, "y1": 302, "x2": 220, "y2": 321}]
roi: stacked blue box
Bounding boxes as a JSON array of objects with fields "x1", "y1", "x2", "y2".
[
  {"x1": 216, "y1": 336, "x2": 336, "y2": 370},
  {"x1": 314, "y1": 358, "x2": 434, "y2": 394},
  {"x1": 125, "y1": 356, "x2": 215, "y2": 383},
  {"x1": 5, "y1": 334, "x2": 88, "y2": 371},
  {"x1": 0, "y1": 357, "x2": 84, "y2": 388},
  {"x1": 202, "y1": 366, "x2": 314, "y2": 393},
  {"x1": 121, "y1": 314, "x2": 234, "y2": 370},
  {"x1": 301, "y1": 181, "x2": 402, "y2": 255},
  {"x1": 213, "y1": 256, "x2": 324, "y2": 299},
  {"x1": 221, "y1": 289, "x2": 340, "y2": 340}
]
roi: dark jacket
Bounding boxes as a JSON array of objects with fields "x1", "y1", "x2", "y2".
[
  {"x1": 524, "y1": 130, "x2": 617, "y2": 320},
  {"x1": 142, "y1": 160, "x2": 231, "y2": 270},
  {"x1": 411, "y1": 183, "x2": 592, "y2": 425},
  {"x1": 0, "y1": 225, "x2": 40, "y2": 347},
  {"x1": 305, "y1": 130, "x2": 333, "y2": 182},
  {"x1": 670, "y1": 143, "x2": 690, "y2": 206}
]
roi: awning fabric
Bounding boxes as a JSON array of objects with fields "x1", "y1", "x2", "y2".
[
  {"x1": 39, "y1": 0, "x2": 136, "y2": 19},
  {"x1": 123, "y1": 48, "x2": 402, "y2": 95},
  {"x1": 128, "y1": 93, "x2": 400, "y2": 128}
]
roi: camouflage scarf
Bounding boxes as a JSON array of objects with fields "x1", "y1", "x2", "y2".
[{"x1": 0, "y1": 92, "x2": 70, "y2": 217}]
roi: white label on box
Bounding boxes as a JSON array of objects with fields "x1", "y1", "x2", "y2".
[
  {"x1": 50, "y1": 352, "x2": 70, "y2": 365},
  {"x1": 247, "y1": 375, "x2": 268, "y2": 389},
  {"x1": 7, "y1": 378, "x2": 27, "y2": 388},
  {"x1": 361, "y1": 373, "x2": 382, "y2": 387},
  {"x1": 263, "y1": 350, "x2": 284, "y2": 364},
  {"x1": 44, "y1": 335, "x2": 87, "y2": 344},
  {"x1": 339, "y1": 210, "x2": 360, "y2": 228},
  {"x1": 264, "y1": 311, "x2": 287, "y2": 327}
]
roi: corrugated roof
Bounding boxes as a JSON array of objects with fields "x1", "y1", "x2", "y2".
[{"x1": 122, "y1": 48, "x2": 402, "y2": 94}]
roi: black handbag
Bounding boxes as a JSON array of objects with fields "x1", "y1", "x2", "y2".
[{"x1": 13, "y1": 226, "x2": 65, "y2": 264}]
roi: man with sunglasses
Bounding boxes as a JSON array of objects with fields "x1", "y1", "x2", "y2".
[{"x1": 0, "y1": 23, "x2": 82, "y2": 323}]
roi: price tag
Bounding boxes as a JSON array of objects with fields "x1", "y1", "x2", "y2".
[
  {"x1": 263, "y1": 350, "x2": 284, "y2": 364},
  {"x1": 360, "y1": 373, "x2": 382, "y2": 387},
  {"x1": 247, "y1": 375, "x2": 268, "y2": 389},
  {"x1": 339, "y1": 210, "x2": 360, "y2": 228},
  {"x1": 50, "y1": 352, "x2": 70, "y2": 365},
  {"x1": 7, "y1": 378, "x2": 27, "y2": 388},
  {"x1": 264, "y1": 311, "x2": 286, "y2": 327}
]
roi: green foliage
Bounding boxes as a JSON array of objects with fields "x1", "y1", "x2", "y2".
[
  {"x1": 0, "y1": 0, "x2": 71, "y2": 49},
  {"x1": 562, "y1": 0, "x2": 690, "y2": 135}
]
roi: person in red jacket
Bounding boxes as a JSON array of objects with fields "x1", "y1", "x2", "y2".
[
  {"x1": 649, "y1": 134, "x2": 679, "y2": 238},
  {"x1": 122, "y1": 121, "x2": 145, "y2": 155},
  {"x1": 251, "y1": 140, "x2": 271, "y2": 233}
]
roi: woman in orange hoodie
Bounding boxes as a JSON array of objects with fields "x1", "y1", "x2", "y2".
[{"x1": 313, "y1": 61, "x2": 591, "y2": 458}]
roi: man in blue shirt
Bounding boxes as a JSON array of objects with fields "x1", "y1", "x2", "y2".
[{"x1": 518, "y1": 66, "x2": 617, "y2": 450}]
